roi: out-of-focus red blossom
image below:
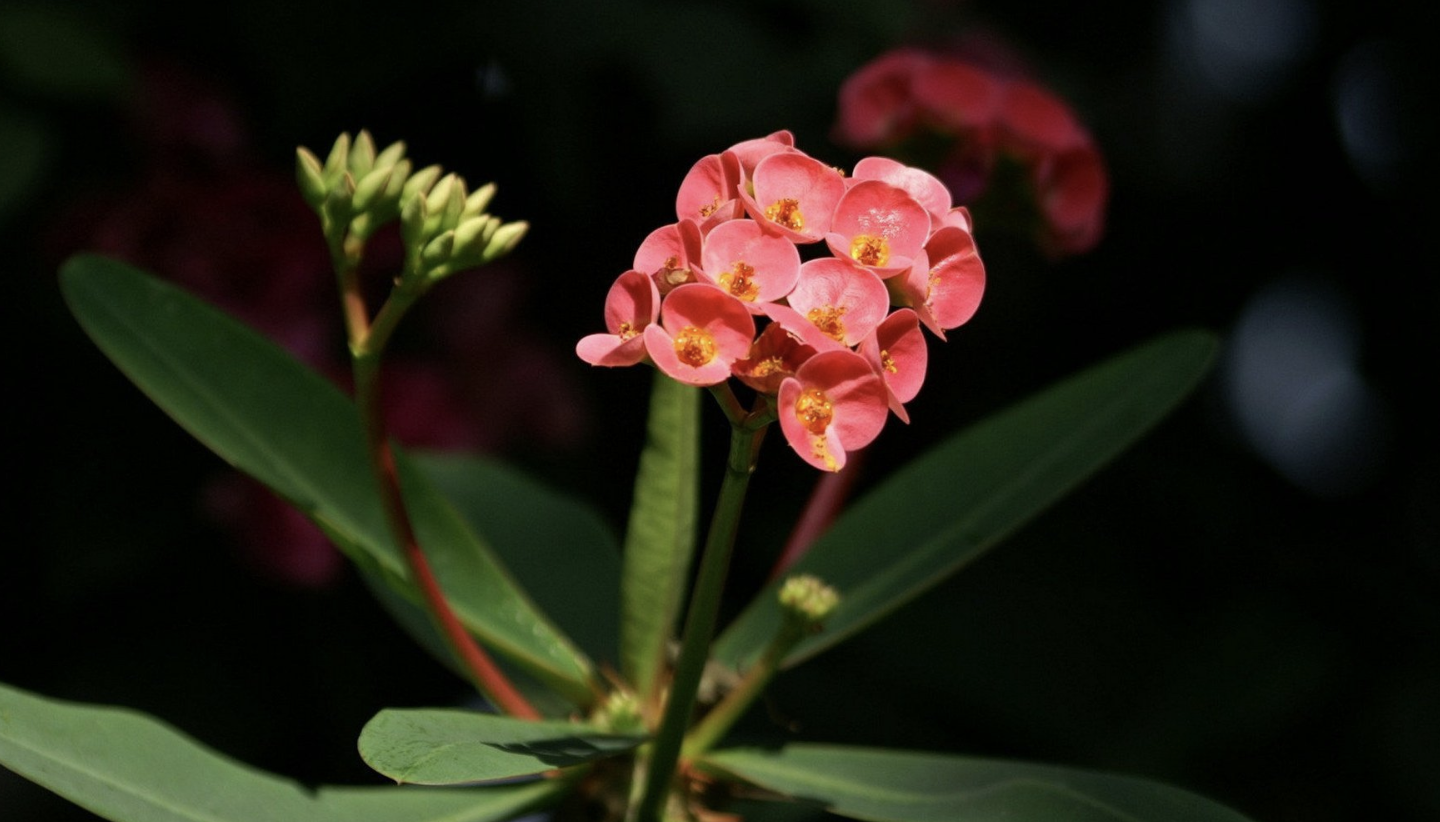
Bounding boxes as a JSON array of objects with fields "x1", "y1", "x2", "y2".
[
  {"x1": 47, "y1": 60, "x2": 584, "y2": 586},
  {"x1": 835, "y1": 48, "x2": 1109, "y2": 258}
]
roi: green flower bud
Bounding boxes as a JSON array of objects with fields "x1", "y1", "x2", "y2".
[
  {"x1": 401, "y1": 186, "x2": 428, "y2": 249},
  {"x1": 321, "y1": 132, "x2": 351, "y2": 187},
  {"x1": 591, "y1": 690, "x2": 646, "y2": 735},
  {"x1": 422, "y1": 229, "x2": 455, "y2": 268},
  {"x1": 351, "y1": 164, "x2": 394, "y2": 214},
  {"x1": 481, "y1": 220, "x2": 528, "y2": 263},
  {"x1": 461, "y1": 182, "x2": 497, "y2": 220},
  {"x1": 373, "y1": 138, "x2": 407, "y2": 172},
  {"x1": 295, "y1": 146, "x2": 327, "y2": 211},
  {"x1": 422, "y1": 173, "x2": 458, "y2": 237},
  {"x1": 449, "y1": 214, "x2": 499, "y2": 266},
  {"x1": 382, "y1": 158, "x2": 412, "y2": 202},
  {"x1": 348, "y1": 129, "x2": 376, "y2": 177},
  {"x1": 401, "y1": 164, "x2": 442, "y2": 204},
  {"x1": 778, "y1": 575, "x2": 840, "y2": 626}
]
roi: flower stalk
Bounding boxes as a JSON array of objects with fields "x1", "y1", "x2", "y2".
[{"x1": 632, "y1": 419, "x2": 765, "y2": 822}]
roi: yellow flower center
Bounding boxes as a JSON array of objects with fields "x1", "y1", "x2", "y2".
[
  {"x1": 617, "y1": 322, "x2": 638, "y2": 341},
  {"x1": 850, "y1": 234, "x2": 890, "y2": 267},
  {"x1": 749, "y1": 356, "x2": 788, "y2": 378},
  {"x1": 720, "y1": 262, "x2": 761, "y2": 301},
  {"x1": 765, "y1": 198, "x2": 805, "y2": 231},
  {"x1": 879, "y1": 349, "x2": 898, "y2": 374},
  {"x1": 795, "y1": 387, "x2": 834, "y2": 436},
  {"x1": 699, "y1": 197, "x2": 721, "y2": 218},
  {"x1": 673, "y1": 326, "x2": 717, "y2": 367},
  {"x1": 659, "y1": 256, "x2": 693, "y2": 289},
  {"x1": 806, "y1": 305, "x2": 848, "y2": 343}
]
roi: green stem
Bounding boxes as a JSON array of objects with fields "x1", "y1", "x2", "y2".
[
  {"x1": 632, "y1": 423, "x2": 763, "y2": 822},
  {"x1": 681, "y1": 615, "x2": 802, "y2": 758}
]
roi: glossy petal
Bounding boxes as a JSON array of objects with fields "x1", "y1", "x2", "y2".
[
  {"x1": 788, "y1": 257, "x2": 890, "y2": 347},
  {"x1": 740, "y1": 151, "x2": 847, "y2": 244},
  {"x1": 643, "y1": 283, "x2": 755, "y2": 386},
  {"x1": 860, "y1": 308, "x2": 928, "y2": 421},
  {"x1": 698, "y1": 218, "x2": 801, "y2": 307},
  {"x1": 676, "y1": 154, "x2": 742, "y2": 229},
  {"x1": 920, "y1": 226, "x2": 985, "y2": 331},
  {"x1": 577, "y1": 270, "x2": 660, "y2": 366},
  {"x1": 851, "y1": 156, "x2": 953, "y2": 225},
  {"x1": 825, "y1": 180, "x2": 931, "y2": 276},
  {"x1": 778, "y1": 349, "x2": 889, "y2": 472},
  {"x1": 635, "y1": 221, "x2": 704, "y2": 294}
]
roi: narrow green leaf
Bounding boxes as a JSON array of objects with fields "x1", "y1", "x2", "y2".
[
  {"x1": 58, "y1": 254, "x2": 594, "y2": 704},
  {"x1": 715, "y1": 331, "x2": 1218, "y2": 670},
  {"x1": 417, "y1": 453, "x2": 622, "y2": 669},
  {"x1": 700, "y1": 745, "x2": 1256, "y2": 822},
  {"x1": 0, "y1": 681, "x2": 566, "y2": 822},
  {"x1": 620, "y1": 372, "x2": 701, "y2": 698},
  {"x1": 359, "y1": 709, "x2": 645, "y2": 785}
]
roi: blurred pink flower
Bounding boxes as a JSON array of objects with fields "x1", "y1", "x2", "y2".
[{"x1": 835, "y1": 48, "x2": 1109, "y2": 257}]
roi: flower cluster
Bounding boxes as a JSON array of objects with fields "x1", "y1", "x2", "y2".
[
  {"x1": 834, "y1": 49, "x2": 1108, "y2": 258},
  {"x1": 578, "y1": 131, "x2": 984, "y2": 472}
]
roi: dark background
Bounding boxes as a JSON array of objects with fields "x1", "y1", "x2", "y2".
[{"x1": 2, "y1": 1, "x2": 1436, "y2": 820}]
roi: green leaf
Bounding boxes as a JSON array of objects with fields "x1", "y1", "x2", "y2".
[
  {"x1": 58, "y1": 254, "x2": 594, "y2": 705},
  {"x1": 715, "y1": 331, "x2": 1218, "y2": 670},
  {"x1": 700, "y1": 745, "x2": 1256, "y2": 822},
  {"x1": 359, "y1": 709, "x2": 645, "y2": 785},
  {"x1": 619, "y1": 372, "x2": 701, "y2": 699},
  {"x1": 417, "y1": 453, "x2": 622, "y2": 669},
  {"x1": 0, "y1": 681, "x2": 566, "y2": 822}
]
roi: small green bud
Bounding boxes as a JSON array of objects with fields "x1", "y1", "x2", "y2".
[
  {"x1": 481, "y1": 220, "x2": 528, "y2": 263},
  {"x1": 442, "y1": 174, "x2": 467, "y2": 231},
  {"x1": 321, "y1": 132, "x2": 351, "y2": 187},
  {"x1": 349, "y1": 129, "x2": 376, "y2": 177},
  {"x1": 383, "y1": 158, "x2": 412, "y2": 201},
  {"x1": 295, "y1": 147, "x2": 327, "y2": 210},
  {"x1": 401, "y1": 186, "x2": 428, "y2": 249},
  {"x1": 591, "y1": 690, "x2": 646, "y2": 735},
  {"x1": 373, "y1": 138, "x2": 407, "y2": 172},
  {"x1": 461, "y1": 182, "x2": 497, "y2": 219},
  {"x1": 778, "y1": 575, "x2": 840, "y2": 626},
  {"x1": 401, "y1": 164, "x2": 442, "y2": 203},
  {"x1": 422, "y1": 229, "x2": 455, "y2": 268},
  {"x1": 450, "y1": 214, "x2": 499, "y2": 265},
  {"x1": 422, "y1": 174, "x2": 457, "y2": 236},
  {"x1": 351, "y1": 164, "x2": 394, "y2": 213}
]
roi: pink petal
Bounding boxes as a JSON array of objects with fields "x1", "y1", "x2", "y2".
[
  {"x1": 851, "y1": 156, "x2": 953, "y2": 223},
  {"x1": 825, "y1": 179, "x2": 931, "y2": 274},
  {"x1": 779, "y1": 350, "x2": 889, "y2": 471},
  {"x1": 788, "y1": 257, "x2": 890, "y2": 346},
  {"x1": 998, "y1": 80, "x2": 1085, "y2": 155},
  {"x1": 859, "y1": 308, "x2": 928, "y2": 419},
  {"x1": 659, "y1": 283, "x2": 756, "y2": 361},
  {"x1": 741, "y1": 151, "x2": 847, "y2": 244},
  {"x1": 833, "y1": 49, "x2": 932, "y2": 148},
  {"x1": 644, "y1": 324, "x2": 733, "y2": 386},
  {"x1": 676, "y1": 154, "x2": 742, "y2": 225},
  {"x1": 910, "y1": 60, "x2": 1001, "y2": 131},
  {"x1": 732, "y1": 321, "x2": 818, "y2": 395},
  {"x1": 922, "y1": 226, "x2": 986, "y2": 330},
  {"x1": 577, "y1": 332, "x2": 648, "y2": 367},
  {"x1": 698, "y1": 218, "x2": 802, "y2": 306}
]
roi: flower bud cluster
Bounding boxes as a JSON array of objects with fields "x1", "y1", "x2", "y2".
[
  {"x1": 577, "y1": 131, "x2": 985, "y2": 471},
  {"x1": 778, "y1": 574, "x2": 841, "y2": 627},
  {"x1": 296, "y1": 130, "x2": 527, "y2": 289}
]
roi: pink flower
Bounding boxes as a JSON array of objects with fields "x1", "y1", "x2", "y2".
[
  {"x1": 642, "y1": 284, "x2": 756, "y2": 386},
  {"x1": 834, "y1": 48, "x2": 1109, "y2": 257},
  {"x1": 786, "y1": 257, "x2": 890, "y2": 346},
  {"x1": 850, "y1": 156, "x2": 953, "y2": 225},
  {"x1": 577, "y1": 270, "x2": 661, "y2": 367},
  {"x1": 895, "y1": 225, "x2": 986, "y2": 338},
  {"x1": 738, "y1": 151, "x2": 847, "y2": 244},
  {"x1": 698, "y1": 218, "x2": 801, "y2": 307},
  {"x1": 732, "y1": 321, "x2": 819, "y2": 395},
  {"x1": 634, "y1": 220, "x2": 704, "y2": 294},
  {"x1": 833, "y1": 49, "x2": 933, "y2": 147},
  {"x1": 778, "y1": 350, "x2": 889, "y2": 472},
  {"x1": 676, "y1": 153, "x2": 743, "y2": 230},
  {"x1": 859, "y1": 308, "x2": 928, "y2": 422},
  {"x1": 824, "y1": 180, "x2": 931, "y2": 277}
]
